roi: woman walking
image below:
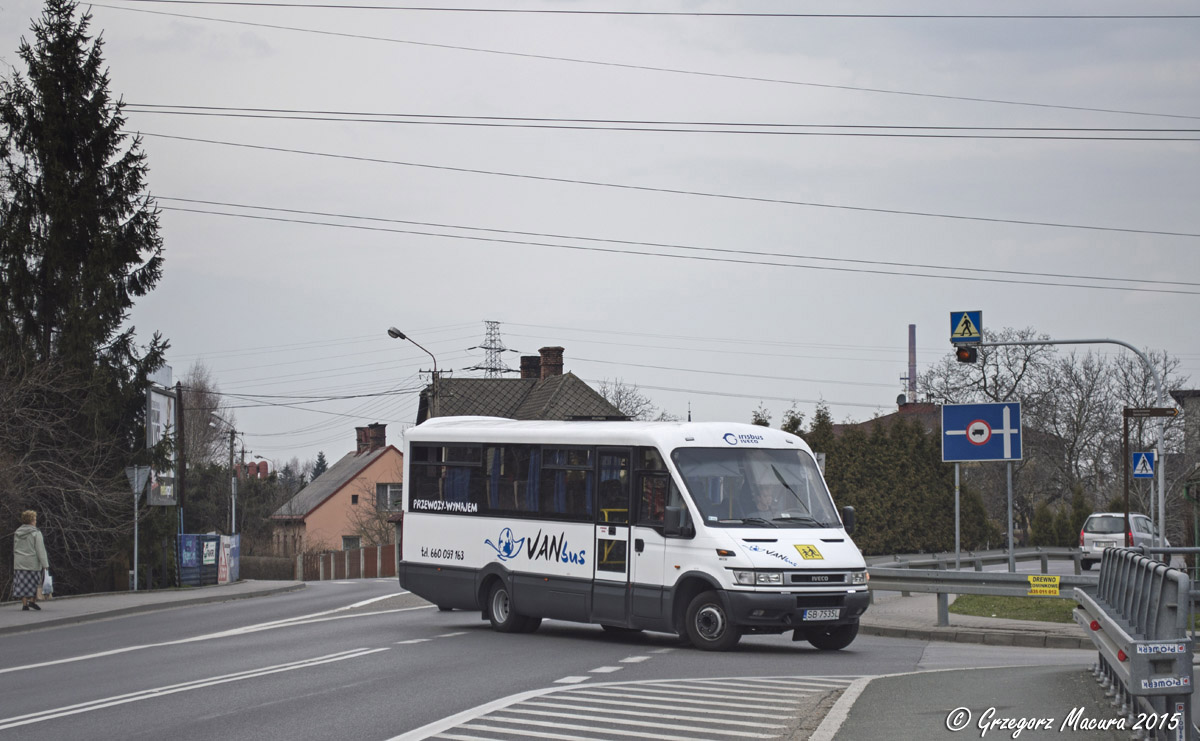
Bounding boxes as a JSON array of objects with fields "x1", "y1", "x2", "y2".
[{"x1": 13, "y1": 510, "x2": 49, "y2": 611}]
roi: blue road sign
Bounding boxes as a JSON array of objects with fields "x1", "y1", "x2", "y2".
[
  {"x1": 950, "y1": 311, "x2": 982, "y2": 344},
  {"x1": 942, "y1": 402, "x2": 1022, "y2": 462},
  {"x1": 1132, "y1": 452, "x2": 1156, "y2": 479}
]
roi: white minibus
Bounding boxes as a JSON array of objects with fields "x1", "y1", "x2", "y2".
[{"x1": 398, "y1": 417, "x2": 869, "y2": 651}]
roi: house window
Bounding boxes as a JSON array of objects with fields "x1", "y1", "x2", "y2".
[
  {"x1": 342, "y1": 536, "x2": 361, "y2": 550},
  {"x1": 376, "y1": 483, "x2": 402, "y2": 510},
  {"x1": 351, "y1": 494, "x2": 359, "y2": 505}
]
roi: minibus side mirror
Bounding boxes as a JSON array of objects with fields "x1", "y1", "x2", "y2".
[
  {"x1": 841, "y1": 506, "x2": 856, "y2": 535},
  {"x1": 664, "y1": 505, "x2": 689, "y2": 537}
]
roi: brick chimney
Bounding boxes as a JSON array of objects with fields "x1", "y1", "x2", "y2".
[
  {"x1": 520, "y1": 355, "x2": 541, "y2": 379},
  {"x1": 355, "y1": 426, "x2": 370, "y2": 455},
  {"x1": 367, "y1": 422, "x2": 387, "y2": 452},
  {"x1": 539, "y1": 346, "x2": 564, "y2": 380}
]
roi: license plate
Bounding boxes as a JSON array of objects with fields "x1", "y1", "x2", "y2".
[
  {"x1": 803, "y1": 608, "x2": 840, "y2": 621},
  {"x1": 1097, "y1": 540, "x2": 1117, "y2": 549}
]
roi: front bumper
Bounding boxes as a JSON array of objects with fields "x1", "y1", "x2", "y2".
[{"x1": 726, "y1": 589, "x2": 870, "y2": 630}]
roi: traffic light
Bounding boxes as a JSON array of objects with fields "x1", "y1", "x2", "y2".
[{"x1": 955, "y1": 346, "x2": 978, "y2": 364}]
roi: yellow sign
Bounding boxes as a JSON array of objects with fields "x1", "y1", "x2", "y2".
[
  {"x1": 1027, "y1": 574, "x2": 1060, "y2": 596},
  {"x1": 794, "y1": 544, "x2": 824, "y2": 560},
  {"x1": 952, "y1": 313, "x2": 981, "y2": 340}
]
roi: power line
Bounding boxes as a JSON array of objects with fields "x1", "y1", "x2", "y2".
[
  {"x1": 156, "y1": 197, "x2": 1200, "y2": 288},
  {"x1": 153, "y1": 202, "x2": 1200, "y2": 295},
  {"x1": 142, "y1": 134, "x2": 1200, "y2": 240},
  {"x1": 98, "y1": 2, "x2": 1200, "y2": 19},
  {"x1": 124, "y1": 105, "x2": 1200, "y2": 140},
  {"x1": 572, "y1": 356, "x2": 897, "y2": 389},
  {"x1": 92, "y1": 3, "x2": 1200, "y2": 121}
]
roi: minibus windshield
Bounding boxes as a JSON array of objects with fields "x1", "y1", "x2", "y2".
[{"x1": 671, "y1": 447, "x2": 841, "y2": 528}]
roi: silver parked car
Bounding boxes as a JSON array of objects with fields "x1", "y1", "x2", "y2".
[{"x1": 1080, "y1": 512, "x2": 1167, "y2": 570}]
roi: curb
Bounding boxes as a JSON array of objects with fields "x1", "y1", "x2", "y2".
[
  {"x1": 0, "y1": 582, "x2": 306, "y2": 636},
  {"x1": 859, "y1": 623, "x2": 1090, "y2": 650}
]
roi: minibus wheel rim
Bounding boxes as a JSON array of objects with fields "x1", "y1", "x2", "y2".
[
  {"x1": 696, "y1": 605, "x2": 726, "y2": 640},
  {"x1": 492, "y1": 588, "x2": 511, "y2": 623}
]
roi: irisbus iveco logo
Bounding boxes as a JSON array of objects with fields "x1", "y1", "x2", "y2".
[{"x1": 723, "y1": 433, "x2": 764, "y2": 446}]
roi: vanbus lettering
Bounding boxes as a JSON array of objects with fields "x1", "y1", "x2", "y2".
[{"x1": 526, "y1": 530, "x2": 586, "y2": 565}]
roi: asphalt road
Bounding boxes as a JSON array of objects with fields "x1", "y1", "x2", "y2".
[{"x1": 0, "y1": 580, "x2": 1107, "y2": 740}]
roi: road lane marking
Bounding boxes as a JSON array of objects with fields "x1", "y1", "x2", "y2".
[
  {"x1": 463, "y1": 718, "x2": 699, "y2": 741},
  {"x1": 619, "y1": 655, "x2": 650, "y2": 663},
  {"x1": 569, "y1": 687, "x2": 789, "y2": 711},
  {"x1": 0, "y1": 648, "x2": 389, "y2": 730},
  {"x1": 436, "y1": 632, "x2": 468, "y2": 638},
  {"x1": 396, "y1": 639, "x2": 432, "y2": 644},
  {"x1": 494, "y1": 708, "x2": 780, "y2": 738},
  {"x1": 553, "y1": 676, "x2": 591, "y2": 684},
  {"x1": 522, "y1": 700, "x2": 788, "y2": 728},
  {"x1": 0, "y1": 602, "x2": 429, "y2": 676},
  {"x1": 538, "y1": 694, "x2": 789, "y2": 718},
  {"x1": 589, "y1": 666, "x2": 623, "y2": 673}
]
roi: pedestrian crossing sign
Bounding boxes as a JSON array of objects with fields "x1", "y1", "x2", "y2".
[
  {"x1": 950, "y1": 311, "x2": 982, "y2": 344},
  {"x1": 1132, "y1": 452, "x2": 1156, "y2": 479}
]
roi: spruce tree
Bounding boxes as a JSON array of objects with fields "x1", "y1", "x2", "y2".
[
  {"x1": 0, "y1": 0, "x2": 166, "y2": 591},
  {"x1": 0, "y1": 0, "x2": 165, "y2": 378}
]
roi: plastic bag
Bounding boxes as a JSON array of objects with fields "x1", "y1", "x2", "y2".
[{"x1": 42, "y1": 571, "x2": 53, "y2": 596}]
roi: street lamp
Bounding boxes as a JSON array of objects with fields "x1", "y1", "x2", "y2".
[{"x1": 388, "y1": 327, "x2": 440, "y2": 418}]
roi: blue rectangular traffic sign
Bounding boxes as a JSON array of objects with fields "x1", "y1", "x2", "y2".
[
  {"x1": 942, "y1": 402, "x2": 1022, "y2": 462},
  {"x1": 950, "y1": 311, "x2": 982, "y2": 344},
  {"x1": 1132, "y1": 452, "x2": 1156, "y2": 479}
]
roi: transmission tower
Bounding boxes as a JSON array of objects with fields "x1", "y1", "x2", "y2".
[{"x1": 468, "y1": 320, "x2": 517, "y2": 377}]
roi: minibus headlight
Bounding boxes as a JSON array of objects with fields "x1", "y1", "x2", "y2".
[
  {"x1": 733, "y1": 570, "x2": 756, "y2": 585},
  {"x1": 755, "y1": 572, "x2": 783, "y2": 585},
  {"x1": 851, "y1": 571, "x2": 868, "y2": 585}
]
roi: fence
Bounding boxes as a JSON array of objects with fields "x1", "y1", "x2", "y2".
[
  {"x1": 298, "y1": 544, "x2": 398, "y2": 581},
  {"x1": 1074, "y1": 547, "x2": 1194, "y2": 741}
]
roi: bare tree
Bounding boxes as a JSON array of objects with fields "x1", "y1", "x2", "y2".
[
  {"x1": 596, "y1": 378, "x2": 678, "y2": 421},
  {"x1": 180, "y1": 362, "x2": 235, "y2": 466},
  {"x1": 345, "y1": 463, "x2": 403, "y2": 547}
]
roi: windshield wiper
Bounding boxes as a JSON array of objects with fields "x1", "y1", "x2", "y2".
[
  {"x1": 771, "y1": 515, "x2": 824, "y2": 527},
  {"x1": 738, "y1": 517, "x2": 778, "y2": 528}
]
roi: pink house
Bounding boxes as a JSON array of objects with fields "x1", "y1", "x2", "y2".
[{"x1": 271, "y1": 423, "x2": 403, "y2": 555}]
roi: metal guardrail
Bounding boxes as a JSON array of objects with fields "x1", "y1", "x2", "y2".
[
  {"x1": 1074, "y1": 548, "x2": 1194, "y2": 741},
  {"x1": 867, "y1": 546, "x2": 1086, "y2": 574},
  {"x1": 869, "y1": 565, "x2": 1098, "y2": 626}
]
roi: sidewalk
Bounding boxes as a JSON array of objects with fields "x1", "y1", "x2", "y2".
[
  {"x1": 860, "y1": 590, "x2": 1090, "y2": 649},
  {"x1": 0, "y1": 580, "x2": 305, "y2": 635}
]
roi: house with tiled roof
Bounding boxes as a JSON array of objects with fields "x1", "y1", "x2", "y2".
[
  {"x1": 415, "y1": 346, "x2": 623, "y2": 423},
  {"x1": 271, "y1": 423, "x2": 403, "y2": 555}
]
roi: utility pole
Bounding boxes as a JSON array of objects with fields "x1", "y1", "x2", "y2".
[{"x1": 229, "y1": 428, "x2": 237, "y2": 535}]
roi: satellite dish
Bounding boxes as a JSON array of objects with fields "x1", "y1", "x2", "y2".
[{"x1": 896, "y1": 393, "x2": 907, "y2": 406}]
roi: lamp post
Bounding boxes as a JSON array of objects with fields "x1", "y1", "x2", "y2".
[{"x1": 388, "y1": 327, "x2": 440, "y2": 418}]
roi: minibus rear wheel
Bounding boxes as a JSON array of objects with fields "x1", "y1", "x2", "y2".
[
  {"x1": 488, "y1": 581, "x2": 534, "y2": 633},
  {"x1": 684, "y1": 590, "x2": 741, "y2": 651},
  {"x1": 805, "y1": 622, "x2": 859, "y2": 650}
]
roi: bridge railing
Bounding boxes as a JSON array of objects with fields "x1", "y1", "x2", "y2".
[{"x1": 1073, "y1": 547, "x2": 1194, "y2": 741}]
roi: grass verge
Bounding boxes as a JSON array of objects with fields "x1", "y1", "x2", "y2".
[{"x1": 947, "y1": 594, "x2": 1076, "y2": 623}]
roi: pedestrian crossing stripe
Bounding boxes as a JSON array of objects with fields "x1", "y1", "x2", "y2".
[{"x1": 952, "y1": 313, "x2": 980, "y2": 340}]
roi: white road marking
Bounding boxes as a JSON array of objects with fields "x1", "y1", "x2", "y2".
[
  {"x1": 589, "y1": 666, "x2": 623, "y2": 673},
  {"x1": 436, "y1": 632, "x2": 468, "y2": 638},
  {"x1": 619, "y1": 656, "x2": 650, "y2": 663},
  {"x1": 494, "y1": 708, "x2": 780, "y2": 738},
  {"x1": 396, "y1": 639, "x2": 432, "y2": 645},
  {"x1": 554, "y1": 676, "x2": 592, "y2": 684},
  {"x1": 0, "y1": 648, "x2": 388, "y2": 731},
  {"x1": 523, "y1": 700, "x2": 788, "y2": 729},
  {"x1": 0, "y1": 598, "x2": 425, "y2": 676}
]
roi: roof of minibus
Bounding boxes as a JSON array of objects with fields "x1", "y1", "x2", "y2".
[{"x1": 403, "y1": 416, "x2": 815, "y2": 454}]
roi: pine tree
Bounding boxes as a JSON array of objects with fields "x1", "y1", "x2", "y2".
[
  {"x1": 311, "y1": 451, "x2": 329, "y2": 480},
  {"x1": 0, "y1": 0, "x2": 166, "y2": 593},
  {"x1": 0, "y1": 0, "x2": 165, "y2": 378}
]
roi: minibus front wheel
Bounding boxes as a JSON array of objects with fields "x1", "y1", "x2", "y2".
[{"x1": 684, "y1": 590, "x2": 742, "y2": 651}]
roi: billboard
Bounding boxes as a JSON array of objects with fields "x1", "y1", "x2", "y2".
[{"x1": 146, "y1": 384, "x2": 178, "y2": 506}]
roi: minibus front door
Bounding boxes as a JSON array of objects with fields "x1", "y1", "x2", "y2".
[{"x1": 593, "y1": 448, "x2": 632, "y2": 624}]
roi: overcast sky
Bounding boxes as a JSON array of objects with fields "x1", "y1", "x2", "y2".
[{"x1": 2, "y1": 0, "x2": 1197, "y2": 468}]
